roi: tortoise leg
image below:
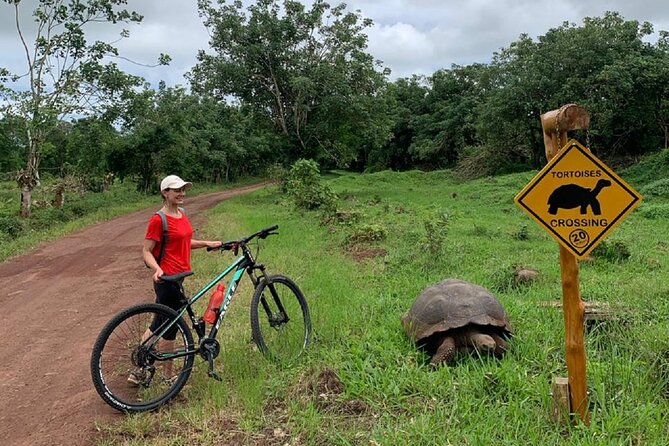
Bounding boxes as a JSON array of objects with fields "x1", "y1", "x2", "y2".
[
  {"x1": 488, "y1": 333, "x2": 509, "y2": 358},
  {"x1": 430, "y1": 336, "x2": 456, "y2": 366}
]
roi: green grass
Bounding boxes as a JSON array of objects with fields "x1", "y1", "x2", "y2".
[{"x1": 92, "y1": 155, "x2": 669, "y2": 445}]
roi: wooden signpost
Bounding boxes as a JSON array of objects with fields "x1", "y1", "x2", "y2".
[{"x1": 514, "y1": 104, "x2": 642, "y2": 425}]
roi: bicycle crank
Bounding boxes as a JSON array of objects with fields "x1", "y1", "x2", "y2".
[{"x1": 199, "y1": 339, "x2": 223, "y2": 381}]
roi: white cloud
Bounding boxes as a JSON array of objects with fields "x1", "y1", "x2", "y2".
[{"x1": 2, "y1": 0, "x2": 669, "y2": 87}]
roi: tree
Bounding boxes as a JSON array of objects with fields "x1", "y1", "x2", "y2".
[
  {"x1": 367, "y1": 75, "x2": 428, "y2": 171},
  {"x1": 478, "y1": 12, "x2": 667, "y2": 167},
  {"x1": 0, "y1": 0, "x2": 169, "y2": 217},
  {"x1": 190, "y1": 0, "x2": 390, "y2": 166},
  {"x1": 410, "y1": 64, "x2": 487, "y2": 168},
  {"x1": 115, "y1": 84, "x2": 275, "y2": 192},
  {"x1": 0, "y1": 116, "x2": 26, "y2": 173}
]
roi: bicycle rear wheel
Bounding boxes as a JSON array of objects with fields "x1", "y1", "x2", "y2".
[
  {"x1": 90, "y1": 303, "x2": 194, "y2": 412},
  {"x1": 250, "y1": 275, "x2": 311, "y2": 361}
]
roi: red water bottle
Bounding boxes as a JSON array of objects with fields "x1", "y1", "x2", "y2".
[{"x1": 203, "y1": 283, "x2": 226, "y2": 324}]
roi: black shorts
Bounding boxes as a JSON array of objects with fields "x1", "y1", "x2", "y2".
[{"x1": 149, "y1": 280, "x2": 186, "y2": 340}]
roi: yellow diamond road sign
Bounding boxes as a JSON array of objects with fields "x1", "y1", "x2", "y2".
[{"x1": 515, "y1": 139, "x2": 642, "y2": 259}]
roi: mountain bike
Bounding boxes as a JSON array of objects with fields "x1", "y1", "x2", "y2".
[{"x1": 90, "y1": 225, "x2": 311, "y2": 412}]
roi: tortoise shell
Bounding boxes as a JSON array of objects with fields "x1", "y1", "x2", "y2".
[{"x1": 401, "y1": 278, "x2": 512, "y2": 343}]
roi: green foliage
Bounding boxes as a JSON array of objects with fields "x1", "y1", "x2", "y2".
[
  {"x1": 590, "y1": 239, "x2": 632, "y2": 262},
  {"x1": 0, "y1": 116, "x2": 25, "y2": 172},
  {"x1": 480, "y1": 12, "x2": 666, "y2": 164},
  {"x1": 114, "y1": 86, "x2": 277, "y2": 192},
  {"x1": 124, "y1": 168, "x2": 667, "y2": 446},
  {"x1": 346, "y1": 223, "x2": 387, "y2": 244},
  {"x1": 622, "y1": 148, "x2": 669, "y2": 186},
  {"x1": 192, "y1": 0, "x2": 391, "y2": 166},
  {"x1": 284, "y1": 159, "x2": 336, "y2": 211},
  {"x1": 1, "y1": 0, "x2": 159, "y2": 216},
  {"x1": 2, "y1": 7, "x2": 669, "y2": 200},
  {"x1": 640, "y1": 178, "x2": 669, "y2": 198},
  {"x1": 371, "y1": 12, "x2": 669, "y2": 173},
  {"x1": 0, "y1": 214, "x2": 25, "y2": 239},
  {"x1": 266, "y1": 163, "x2": 289, "y2": 191},
  {"x1": 454, "y1": 144, "x2": 531, "y2": 180},
  {"x1": 410, "y1": 66, "x2": 487, "y2": 168},
  {"x1": 637, "y1": 203, "x2": 669, "y2": 219},
  {"x1": 367, "y1": 76, "x2": 428, "y2": 171},
  {"x1": 422, "y1": 210, "x2": 451, "y2": 258}
]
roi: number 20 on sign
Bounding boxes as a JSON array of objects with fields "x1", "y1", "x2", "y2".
[{"x1": 515, "y1": 140, "x2": 642, "y2": 259}]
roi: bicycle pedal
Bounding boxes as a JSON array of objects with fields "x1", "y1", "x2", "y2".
[{"x1": 208, "y1": 370, "x2": 223, "y2": 381}]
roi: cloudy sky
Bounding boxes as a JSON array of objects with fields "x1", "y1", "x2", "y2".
[{"x1": 1, "y1": 0, "x2": 669, "y2": 89}]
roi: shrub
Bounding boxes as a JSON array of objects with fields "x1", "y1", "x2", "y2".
[
  {"x1": 321, "y1": 209, "x2": 363, "y2": 226},
  {"x1": 454, "y1": 145, "x2": 530, "y2": 181},
  {"x1": 0, "y1": 215, "x2": 26, "y2": 239},
  {"x1": 638, "y1": 203, "x2": 669, "y2": 219},
  {"x1": 423, "y1": 211, "x2": 451, "y2": 258},
  {"x1": 591, "y1": 239, "x2": 631, "y2": 262},
  {"x1": 285, "y1": 159, "x2": 337, "y2": 211},
  {"x1": 639, "y1": 178, "x2": 669, "y2": 198},
  {"x1": 346, "y1": 224, "x2": 387, "y2": 245}
]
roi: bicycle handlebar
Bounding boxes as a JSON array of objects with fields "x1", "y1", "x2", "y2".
[{"x1": 206, "y1": 225, "x2": 279, "y2": 253}]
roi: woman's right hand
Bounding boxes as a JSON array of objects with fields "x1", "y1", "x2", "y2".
[{"x1": 153, "y1": 267, "x2": 164, "y2": 282}]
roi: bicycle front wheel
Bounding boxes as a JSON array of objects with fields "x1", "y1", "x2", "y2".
[
  {"x1": 90, "y1": 303, "x2": 194, "y2": 412},
  {"x1": 250, "y1": 275, "x2": 311, "y2": 361}
]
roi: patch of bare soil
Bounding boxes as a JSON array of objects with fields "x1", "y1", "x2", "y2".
[
  {"x1": 345, "y1": 246, "x2": 387, "y2": 262},
  {"x1": 0, "y1": 183, "x2": 269, "y2": 446},
  {"x1": 311, "y1": 368, "x2": 368, "y2": 415}
]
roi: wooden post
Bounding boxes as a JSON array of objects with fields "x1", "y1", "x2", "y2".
[
  {"x1": 551, "y1": 377, "x2": 571, "y2": 423},
  {"x1": 540, "y1": 104, "x2": 591, "y2": 426}
]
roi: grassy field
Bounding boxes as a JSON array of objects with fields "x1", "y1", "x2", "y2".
[
  {"x1": 87, "y1": 152, "x2": 669, "y2": 445},
  {"x1": 3, "y1": 159, "x2": 667, "y2": 444}
]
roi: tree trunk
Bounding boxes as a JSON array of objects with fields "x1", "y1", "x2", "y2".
[
  {"x1": 18, "y1": 129, "x2": 42, "y2": 218},
  {"x1": 19, "y1": 183, "x2": 32, "y2": 218}
]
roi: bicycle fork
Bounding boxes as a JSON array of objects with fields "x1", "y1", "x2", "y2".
[{"x1": 249, "y1": 265, "x2": 289, "y2": 328}]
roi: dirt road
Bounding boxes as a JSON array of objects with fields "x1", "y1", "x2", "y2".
[{"x1": 0, "y1": 183, "x2": 269, "y2": 446}]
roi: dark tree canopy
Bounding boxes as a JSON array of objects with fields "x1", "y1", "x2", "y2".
[{"x1": 190, "y1": 0, "x2": 391, "y2": 166}]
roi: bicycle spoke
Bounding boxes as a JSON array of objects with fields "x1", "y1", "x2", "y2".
[
  {"x1": 251, "y1": 276, "x2": 311, "y2": 362},
  {"x1": 91, "y1": 304, "x2": 194, "y2": 412}
]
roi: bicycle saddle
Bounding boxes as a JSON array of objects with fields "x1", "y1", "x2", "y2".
[{"x1": 160, "y1": 271, "x2": 194, "y2": 283}]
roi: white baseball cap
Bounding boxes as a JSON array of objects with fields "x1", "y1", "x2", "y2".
[{"x1": 160, "y1": 175, "x2": 193, "y2": 191}]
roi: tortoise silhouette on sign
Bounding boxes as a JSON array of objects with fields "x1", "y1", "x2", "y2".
[{"x1": 548, "y1": 179, "x2": 612, "y2": 215}]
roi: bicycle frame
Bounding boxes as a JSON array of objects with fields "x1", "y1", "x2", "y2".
[
  {"x1": 91, "y1": 224, "x2": 308, "y2": 412},
  {"x1": 145, "y1": 248, "x2": 266, "y2": 361}
]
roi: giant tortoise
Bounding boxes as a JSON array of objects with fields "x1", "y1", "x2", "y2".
[{"x1": 401, "y1": 278, "x2": 512, "y2": 366}]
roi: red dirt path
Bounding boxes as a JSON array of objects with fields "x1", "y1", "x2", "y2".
[{"x1": 0, "y1": 183, "x2": 269, "y2": 446}]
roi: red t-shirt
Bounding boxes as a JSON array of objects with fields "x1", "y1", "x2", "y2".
[{"x1": 145, "y1": 211, "x2": 194, "y2": 275}]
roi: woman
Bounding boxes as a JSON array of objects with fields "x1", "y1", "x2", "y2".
[
  {"x1": 130, "y1": 175, "x2": 221, "y2": 385},
  {"x1": 142, "y1": 174, "x2": 221, "y2": 281}
]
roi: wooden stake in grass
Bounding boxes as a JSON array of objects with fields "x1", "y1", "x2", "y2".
[{"x1": 540, "y1": 104, "x2": 591, "y2": 426}]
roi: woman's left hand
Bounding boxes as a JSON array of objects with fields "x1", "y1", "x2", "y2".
[{"x1": 207, "y1": 240, "x2": 223, "y2": 249}]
